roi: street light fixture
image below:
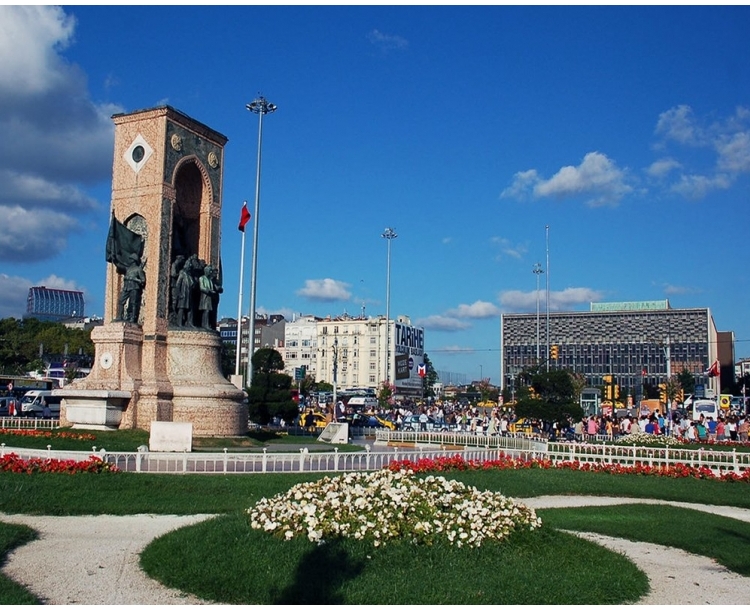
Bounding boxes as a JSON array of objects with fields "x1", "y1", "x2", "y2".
[
  {"x1": 381, "y1": 227, "x2": 397, "y2": 383},
  {"x1": 533, "y1": 262, "x2": 544, "y2": 364},
  {"x1": 245, "y1": 94, "x2": 277, "y2": 387}
]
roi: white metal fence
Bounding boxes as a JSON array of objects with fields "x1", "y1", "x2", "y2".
[
  {"x1": 2, "y1": 430, "x2": 749, "y2": 476},
  {"x1": 0, "y1": 444, "x2": 517, "y2": 475},
  {"x1": 0, "y1": 417, "x2": 59, "y2": 431}
]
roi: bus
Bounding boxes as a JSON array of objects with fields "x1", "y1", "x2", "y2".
[{"x1": 0, "y1": 375, "x2": 55, "y2": 399}]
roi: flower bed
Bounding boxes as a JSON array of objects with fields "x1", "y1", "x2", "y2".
[
  {"x1": 389, "y1": 454, "x2": 750, "y2": 483},
  {"x1": 0, "y1": 428, "x2": 97, "y2": 441},
  {"x1": 615, "y1": 432, "x2": 683, "y2": 447},
  {"x1": 0, "y1": 453, "x2": 118, "y2": 474},
  {"x1": 248, "y1": 468, "x2": 541, "y2": 548}
]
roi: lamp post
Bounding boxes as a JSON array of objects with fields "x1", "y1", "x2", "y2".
[
  {"x1": 381, "y1": 227, "x2": 397, "y2": 383},
  {"x1": 533, "y1": 262, "x2": 544, "y2": 364},
  {"x1": 244, "y1": 94, "x2": 277, "y2": 387},
  {"x1": 545, "y1": 225, "x2": 550, "y2": 372}
]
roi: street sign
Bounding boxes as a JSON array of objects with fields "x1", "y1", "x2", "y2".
[{"x1": 294, "y1": 367, "x2": 304, "y2": 381}]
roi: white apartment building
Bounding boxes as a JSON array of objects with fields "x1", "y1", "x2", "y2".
[
  {"x1": 282, "y1": 315, "x2": 322, "y2": 380},
  {"x1": 284, "y1": 313, "x2": 426, "y2": 397}
]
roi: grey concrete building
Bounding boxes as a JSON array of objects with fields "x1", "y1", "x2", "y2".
[{"x1": 500, "y1": 300, "x2": 722, "y2": 401}]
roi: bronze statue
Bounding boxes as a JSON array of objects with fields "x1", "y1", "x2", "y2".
[{"x1": 116, "y1": 253, "x2": 146, "y2": 323}]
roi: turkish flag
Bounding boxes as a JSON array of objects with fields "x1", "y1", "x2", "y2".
[{"x1": 238, "y1": 203, "x2": 251, "y2": 232}]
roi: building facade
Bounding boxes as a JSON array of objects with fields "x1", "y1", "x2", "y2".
[
  {"x1": 501, "y1": 301, "x2": 721, "y2": 401},
  {"x1": 26, "y1": 286, "x2": 85, "y2": 322},
  {"x1": 220, "y1": 312, "x2": 425, "y2": 396}
]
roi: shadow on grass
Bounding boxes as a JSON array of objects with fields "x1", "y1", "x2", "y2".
[{"x1": 270, "y1": 539, "x2": 365, "y2": 604}]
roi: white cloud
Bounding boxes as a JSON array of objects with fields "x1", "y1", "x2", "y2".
[
  {"x1": 0, "y1": 274, "x2": 33, "y2": 319},
  {"x1": 0, "y1": 6, "x2": 75, "y2": 96},
  {"x1": 501, "y1": 153, "x2": 631, "y2": 207},
  {"x1": 716, "y1": 130, "x2": 750, "y2": 173},
  {"x1": 448, "y1": 300, "x2": 502, "y2": 319},
  {"x1": 296, "y1": 279, "x2": 352, "y2": 302},
  {"x1": 655, "y1": 105, "x2": 702, "y2": 145},
  {"x1": 670, "y1": 173, "x2": 731, "y2": 199},
  {"x1": 0, "y1": 205, "x2": 79, "y2": 262},
  {"x1": 0, "y1": 272, "x2": 86, "y2": 319},
  {"x1": 646, "y1": 158, "x2": 682, "y2": 179},
  {"x1": 367, "y1": 29, "x2": 408, "y2": 52},
  {"x1": 534, "y1": 152, "x2": 632, "y2": 207},
  {"x1": 490, "y1": 237, "x2": 527, "y2": 260},
  {"x1": 414, "y1": 315, "x2": 471, "y2": 332},
  {"x1": 652, "y1": 105, "x2": 750, "y2": 199},
  {"x1": 499, "y1": 287, "x2": 604, "y2": 312},
  {"x1": 0, "y1": 6, "x2": 118, "y2": 266}
]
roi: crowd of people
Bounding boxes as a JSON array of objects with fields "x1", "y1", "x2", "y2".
[{"x1": 287, "y1": 395, "x2": 750, "y2": 446}]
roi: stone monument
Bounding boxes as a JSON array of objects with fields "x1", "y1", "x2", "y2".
[{"x1": 57, "y1": 106, "x2": 248, "y2": 436}]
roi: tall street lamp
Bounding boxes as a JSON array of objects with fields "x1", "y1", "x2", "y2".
[
  {"x1": 381, "y1": 227, "x2": 397, "y2": 383},
  {"x1": 533, "y1": 262, "x2": 544, "y2": 364},
  {"x1": 245, "y1": 94, "x2": 277, "y2": 387}
]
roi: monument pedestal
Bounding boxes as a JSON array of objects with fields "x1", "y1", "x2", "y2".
[{"x1": 168, "y1": 330, "x2": 248, "y2": 436}]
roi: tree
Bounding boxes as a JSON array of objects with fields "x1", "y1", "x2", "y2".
[
  {"x1": 664, "y1": 375, "x2": 683, "y2": 408},
  {"x1": 377, "y1": 381, "x2": 395, "y2": 410},
  {"x1": 246, "y1": 347, "x2": 297, "y2": 425},
  {"x1": 677, "y1": 369, "x2": 695, "y2": 396},
  {"x1": 421, "y1": 353, "x2": 439, "y2": 398},
  {"x1": 514, "y1": 369, "x2": 583, "y2": 426}
]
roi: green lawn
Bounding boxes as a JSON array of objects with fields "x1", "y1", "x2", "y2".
[{"x1": 2, "y1": 452, "x2": 750, "y2": 604}]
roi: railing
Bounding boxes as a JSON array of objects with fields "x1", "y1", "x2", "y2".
[
  {"x1": 546, "y1": 441, "x2": 750, "y2": 476},
  {"x1": 0, "y1": 417, "x2": 60, "y2": 431},
  {"x1": 3, "y1": 431, "x2": 748, "y2": 477},
  {"x1": 374, "y1": 429, "x2": 546, "y2": 453},
  {"x1": 0, "y1": 444, "x2": 517, "y2": 475}
]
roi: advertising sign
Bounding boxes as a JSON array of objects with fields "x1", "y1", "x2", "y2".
[{"x1": 393, "y1": 322, "x2": 425, "y2": 395}]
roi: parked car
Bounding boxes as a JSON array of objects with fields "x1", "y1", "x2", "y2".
[
  {"x1": 342, "y1": 413, "x2": 392, "y2": 429},
  {"x1": 401, "y1": 414, "x2": 449, "y2": 432}
]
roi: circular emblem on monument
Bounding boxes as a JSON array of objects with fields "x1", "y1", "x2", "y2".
[
  {"x1": 100, "y1": 352, "x2": 113, "y2": 370},
  {"x1": 170, "y1": 133, "x2": 183, "y2": 151},
  {"x1": 208, "y1": 151, "x2": 219, "y2": 168},
  {"x1": 131, "y1": 145, "x2": 145, "y2": 163}
]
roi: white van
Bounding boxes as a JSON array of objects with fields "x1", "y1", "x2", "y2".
[
  {"x1": 20, "y1": 390, "x2": 61, "y2": 418},
  {"x1": 346, "y1": 396, "x2": 379, "y2": 411},
  {"x1": 691, "y1": 399, "x2": 719, "y2": 422}
]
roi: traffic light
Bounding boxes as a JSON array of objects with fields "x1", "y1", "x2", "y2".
[
  {"x1": 603, "y1": 375, "x2": 613, "y2": 384},
  {"x1": 658, "y1": 383, "x2": 667, "y2": 404},
  {"x1": 614, "y1": 385, "x2": 620, "y2": 399},
  {"x1": 605, "y1": 385, "x2": 612, "y2": 400},
  {"x1": 550, "y1": 345, "x2": 559, "y2": 359}
]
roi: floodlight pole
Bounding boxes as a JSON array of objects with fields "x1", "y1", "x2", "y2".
[
  {"x1": 381, "y1": 227, "x2": 397, "y2": 383},
  {"x1": 245, "y1": 95, "x2": 277, "y2": 387}
]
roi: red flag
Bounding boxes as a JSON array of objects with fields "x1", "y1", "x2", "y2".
[
  {"x1": 706, "y1": 359, "x2": 720, "y2": 377},
  {"x1": 238, "y1": 203, "x2": 251, "y2": 232}
]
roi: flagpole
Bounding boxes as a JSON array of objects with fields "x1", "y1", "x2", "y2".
[{"x1": 235, "y1": 201, "x2": 247, "y2": 378}]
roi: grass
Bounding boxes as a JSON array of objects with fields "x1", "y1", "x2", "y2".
[
  {"x1": 0, "y1": 427, "x2": 361, "y2": 453},
  {"x1": 141, "y1": 514, "x2": 647, "y2": 604},
  {"x1": 0, "y1": 523, "x2": 39, "y2": 604},
  {"x1": 2, "y1": 458, "x2": 750, "y2": 604},
  {"x1": 539, "y1": 503, "x2": 750, "y2": 576}
]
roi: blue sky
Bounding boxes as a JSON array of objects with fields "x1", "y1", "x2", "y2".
[{"x1": 1, "y1": 5, "x2": 749, "y2": 384}]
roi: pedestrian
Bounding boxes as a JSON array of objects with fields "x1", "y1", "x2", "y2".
[
  {"x1": 728, "y1": 417, "x2": 738, "y2": 442},
  {"x1": 738, "y1": 417, "x2": 749, "y2": 443},
  {"x1": 707, "y1": 417, "x2": 717, "y2": 442},
  {"x1": 716, "y1": 418, "x2": 726, "y2": 441}
]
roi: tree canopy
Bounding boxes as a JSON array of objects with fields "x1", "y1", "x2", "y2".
[
  {"x1": 246, "y1": 347, "x2": 297, "y2": 425},
  {"x1": 513, "y1": 369, "x2": 583, "y2": 425}
]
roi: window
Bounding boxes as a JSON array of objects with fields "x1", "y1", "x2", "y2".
[
  {"x1": 370, "y1": 349, "x2": 376, "y2": 358},
  {"x1": 370, "y1": 337, "x2": 377, "y2": 345},
  {"x1": 369, "y1": 375, "x2": 376, "y2": 383}
]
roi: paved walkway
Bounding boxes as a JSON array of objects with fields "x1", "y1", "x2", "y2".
[{"x1": 2, "y1": 496, "x2": 750, "y2": 605}]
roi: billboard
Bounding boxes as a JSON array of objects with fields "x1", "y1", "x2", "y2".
[{"x1": 393, "y1": 322, "x2": 425, "y2": 395}]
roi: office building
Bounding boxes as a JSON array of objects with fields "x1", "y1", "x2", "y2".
[
  {"x1": 26, "y1": 286, "x2": 85, "y2": 322},
  {"x1": 501, "y1": 300, "x2": 722, "y2": 400}
]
